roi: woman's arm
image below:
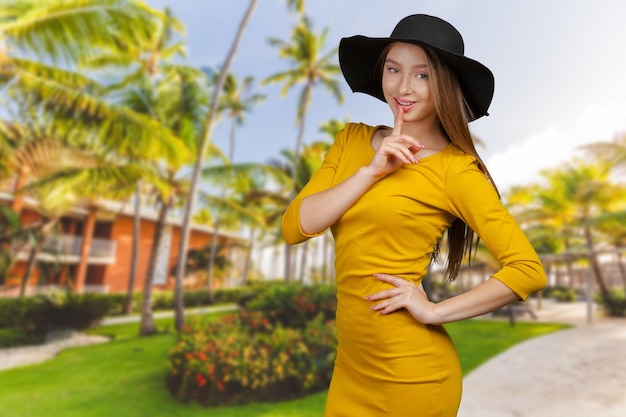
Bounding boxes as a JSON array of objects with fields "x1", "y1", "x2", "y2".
[
  {"x1": 299, "y1": 109, "x2": 423, "y2": 235},
  {"x1": 366, "y1": 274, "x2": 519, "y2": 325},
  {"x1": 365, "y1": 154, "x2": 546, "y2": 324},
  {"x1": 299, "y1": 165, "x2": 379, "y2": 234}
]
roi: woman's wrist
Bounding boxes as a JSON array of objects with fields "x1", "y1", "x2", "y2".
[{"x1": 358, "y1": 165, "x2": 386, "y2": 182}]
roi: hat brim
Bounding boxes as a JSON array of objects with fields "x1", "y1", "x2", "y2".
[{"x1": 339, "y1": 35, "x2": 494, "y2": 121}]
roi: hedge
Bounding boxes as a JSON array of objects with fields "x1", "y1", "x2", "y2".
[{"x1": 166, "y1": 283, "x2": 338, "y2": 406}]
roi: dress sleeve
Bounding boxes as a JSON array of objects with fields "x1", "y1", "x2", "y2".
[
  {"x1": 281, "y1": 124, "x2": 352, "y2": 245},
  {"x1": 445, "y1": 157, "x2": 547, "y2": 300}
]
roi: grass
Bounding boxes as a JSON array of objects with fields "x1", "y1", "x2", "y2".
[{"x1": 0, "y1": 313, "x2": 569, "y2": 417}]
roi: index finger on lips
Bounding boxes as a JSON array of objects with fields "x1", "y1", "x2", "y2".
[{"x1": 392, "y1": 108, "x2": 404, "y2": 136}]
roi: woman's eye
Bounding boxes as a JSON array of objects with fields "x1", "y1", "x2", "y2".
[
  {"x1": 416, "y1": 73, "x2": 428, "y2": 79},
  {"x1": 387, "y1": 67, "x2": 398, "y2": 74}
]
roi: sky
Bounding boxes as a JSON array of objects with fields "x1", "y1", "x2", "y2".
[{"x1": 145, "y1": 0, "x2": 626, "y2": 190}]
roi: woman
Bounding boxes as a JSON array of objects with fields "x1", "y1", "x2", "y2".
[{"x1": 282, "y1": 14, "x2": 546, "y2": 417}]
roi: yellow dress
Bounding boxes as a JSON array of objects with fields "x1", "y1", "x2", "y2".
[{"x1": 282, "y1": 123, "x2": 546, "y2": 417}]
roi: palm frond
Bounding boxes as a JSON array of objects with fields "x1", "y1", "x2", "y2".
[
  {"x1": 1, "y1": 0, "x2": 163, "y2": 64},
  {"x1": 5, "y1": 58, "x2": 103, "y2": 92},
  {"x1": 12, "y1": 70, "x2": 191, "y2": 166}
]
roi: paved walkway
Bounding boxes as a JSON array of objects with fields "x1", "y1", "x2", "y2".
[
  {"x1": 0, "y1": 304, "x2": 237, "y2": 372},
  {"x1": 458, "y1": 300, "x2": 626, "y2": 417}
]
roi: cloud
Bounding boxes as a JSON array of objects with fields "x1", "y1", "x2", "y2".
[{"x1": 487, "y1": 101, "x2": 626, "y2": 190}]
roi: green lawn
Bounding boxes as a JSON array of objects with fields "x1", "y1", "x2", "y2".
[{"x1": 0, "y1": 314, "x2": 568, "y2": 417}]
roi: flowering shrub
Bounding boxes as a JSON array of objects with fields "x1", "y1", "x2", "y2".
[
  {"x1": 166, "y1": 309, "x2": 336, "y2": 406},
  {"x1": 244, "y1": 283, "x2": 337, "y2": 328}
]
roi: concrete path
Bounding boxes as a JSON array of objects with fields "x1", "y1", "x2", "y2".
[
  {"x1": 0, "y1": 331, "x2": 109, "y2": 371},
  {"x1": 0, "y1": 304, "x2": 238, "y2": 372},
  {"x1": 458, "y1": 300, "x2": 626, "y2": 417}
]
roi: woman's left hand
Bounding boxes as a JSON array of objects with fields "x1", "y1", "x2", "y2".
[{"x1": 366, "y1": 273, "x2": 437, "y2": 324}]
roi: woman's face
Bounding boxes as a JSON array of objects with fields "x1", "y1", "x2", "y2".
[{"x1": 381, "y1": 42, "x2": 437, "y2": 125}]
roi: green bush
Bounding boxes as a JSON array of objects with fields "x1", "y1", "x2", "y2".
[
  {"x1": 244, "y1": 283, "x2": 337, "y2": 328},
  {"x1": 543, "y1": 285, "x2": 578, "y2": 302},
  {"x1": 0, "y1": 296, "x2": 43, "y2": 329},
  {"x1": 166, "y1": 310, "x2": 336, "y2": 406},
  {"x1": 595, "y1": 288, "x2": 626, "y2": 317},
  {"x1": 0, "y1": 327, "x2": 45, "y2": 348},
  {"x1": 36, "y1": 292, "x2": 114, "y2": 330},
  {"x1": 0, "y1": 292, "x2": 113, "y2": 347}
]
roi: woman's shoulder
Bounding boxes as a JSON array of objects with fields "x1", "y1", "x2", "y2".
[
  {"x1": 340, "y1": 122, "x2": 384, "y2": 137},
  {"x1": 335, "y1": 122, "x2": 387, "y2": 147},
  {"x1": 438, "y1": 144, "x2": 482, "y2": 174}
]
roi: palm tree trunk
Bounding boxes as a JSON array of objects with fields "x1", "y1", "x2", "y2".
[
  {"x1": 123, "y1": 181, "x2": 142, "y2": 315},
  {"x1": 285, "y1": 81, "x2": 313, "y2": 283},
  {"x1": 139, "y1": 198, "x2": 170, "y2": 336},
  {"x1": 206, "y1": 218, "x2": 221, "y2": 301},
  {"x1": 299, "y1": 240, "x2": 309, "y2": 284},
  {"x1": 564, "y1": 240, "x2": 576, "y2": 288},
  {"x1": 174, "y1": 0, "x2": 257, "y2": 331},
  {"x1": 584, "y1": 226, "x2": 613, "y2": 307},
  {"x1": 321, "y1": 233, "x2": 327, "y2": 284},
  {"x1": 242, "y1": 228, "x2": 255, "y2": 281},
  {"x1": 19, "y1": 218, "x2": 56, "y2": 297},
  {"x1": 615, "y1": 250, "x2": 626, "y2": 291},
  {"x1": 206, "y1": 114, "x2": 236, "y2": 299},
  {"x1": 20, "y1": 244, "x2": 41, "y2": 297},
  {"x1": 284, "y1": 242, "x2": 293, "y2": 282}
]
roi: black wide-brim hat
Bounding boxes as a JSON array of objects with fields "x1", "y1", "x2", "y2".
[{"x1": 339, "y1": 14, "x2": 494, "y2": 121}]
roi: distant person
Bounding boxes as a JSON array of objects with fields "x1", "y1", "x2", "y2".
[{"x1": 282, "y1": 14, "x2": 546, "y2": 417}]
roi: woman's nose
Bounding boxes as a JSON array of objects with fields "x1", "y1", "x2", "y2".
[{"x1": 398, "y1": 75, "x2": 412, "y2": 94}]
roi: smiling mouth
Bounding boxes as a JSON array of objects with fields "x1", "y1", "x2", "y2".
[{"x1": 395, "y1": 98, "x2": 415, "y2": 108}]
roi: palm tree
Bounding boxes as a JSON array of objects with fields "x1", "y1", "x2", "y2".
[
  {"x1": 125, "y1": 65, "x2": 217, "y2": 336},
  {"x1": 2, "y1": 2, "x2": 192, "y2": 330},
  {"x1": 0, "y1": 0, "x2": 161, "y2": 66},
  {"x1": 262, "y1": 140, "x2": 330, "y2": 282},
  {"x1": 86, "y1": 6, "x2": 187, "y2": 316},
  {"x1": 174, "y1": 0, "x2": 258, "y2": 331},
  {"x1": 264, "y1": 16, "x2": 343, "y2": 187},
  {"x1": 581, "y1": 132, "x2": 626, "y2": 173},
  {"x1": 264, "y1": 15, "x2": 344, "y2": 281},
  {"x1": 199, "y1": 163, "x2": 277, "y2": 288},
  {"x1": 286, "y1": 0, "x2": 306, "y2": 15},
  {"x1": 202, "y1": 71, "x2": 265, "y2": 298},
  {"x1": 537, "y1": 160, "x2": 621, "y2": 306},
  {"x1": 0, "y1": 1, "x2": 177, "y2": 160},
  {"x1": 590, "y1": 210, "x2": 626, "y2": 290}
]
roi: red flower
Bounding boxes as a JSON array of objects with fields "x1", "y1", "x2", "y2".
[
  {"x1": 196, "y1": 352, "x2": 208, "y2": 362},
  {"x1": 195, "y1": 373, "x2": 207, "y2": 387},
  {"x1": 217, "y1": 380, "x2": 225, "y2": 391}
]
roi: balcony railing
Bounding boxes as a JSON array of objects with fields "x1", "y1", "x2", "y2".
[{"x1": 17, "y1": 234, "x2": 117, "y2": 265}]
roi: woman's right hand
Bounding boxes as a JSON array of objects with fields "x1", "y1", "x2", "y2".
[{"x1": 366, "y1": 108, "x2": 424, "y2": 178}]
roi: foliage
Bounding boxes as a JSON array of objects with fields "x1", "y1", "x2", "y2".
[
  {"x1": 542, "y1": 285, "x2": 579, "y2": 302},
  {"x1": 595, "y1": 288, "x2": 626, "y2": 317},
  {"x1": 0, "y1": 291, "x2": 113, "y2": 347},
  {"x1": 0, "y1": 326, "x2": 44, "y2": 348},
  {"x1": 244, "y1": 283, "x2": 336, "y2": 328},
  {"x1": 166, "y1": 310, "x2": 336, "y2": 406},
  {"x1": 0, "y1": 315, "x2": 565, "y2": 417}
]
